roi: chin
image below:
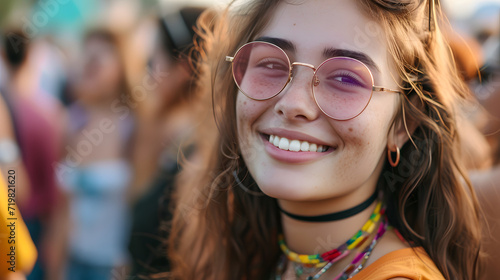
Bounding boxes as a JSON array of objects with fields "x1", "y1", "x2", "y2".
[
  {"x1": 256, "y1": 178, "x2": 324, "y2": 202},
  {"x1": 243, "y1": 158, "x2": 328, "y2": 202}
]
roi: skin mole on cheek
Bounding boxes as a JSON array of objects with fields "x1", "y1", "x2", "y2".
[{"x1": 348, "y1": 127, "x2": 353, "y2": 132}]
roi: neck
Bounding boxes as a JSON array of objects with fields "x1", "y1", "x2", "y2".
[
  {"x1": 9, "y1": 68, "x2": 35, "y2": 98},
  {"x1": 279, "y1": 187, "x2": 378, "y2": 256}
]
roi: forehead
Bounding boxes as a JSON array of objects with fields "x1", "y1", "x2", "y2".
[{"x1": 257, "y1": 0, "x2": 389, "y2": 68}]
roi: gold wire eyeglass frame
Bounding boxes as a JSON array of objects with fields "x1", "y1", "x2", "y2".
[{"x1": 225, "y1": 41, "x2": 401, "y2": 121}]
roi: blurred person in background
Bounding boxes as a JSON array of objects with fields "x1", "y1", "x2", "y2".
[
  {"x1": 437, "y1": 10, "x2": 493, "y2": 171},
  {"x1": 127, "y1": 6, "x2": 207, "y2": 278},
  {"x1": 1, "y1": 30, "x2": 63, "y2": 280},
  {"x1": 466, "y1": 3, "x2": 500, "y2": 164},
  {"x1": 57, "y1": 29, "x2": 135, "y2": 280},
  {"x1": 0, "y1": 93, "x2": 38, "y2": 280},
  {"x1": 0, "y1": 67, "x2": 27, "y2": 208}
]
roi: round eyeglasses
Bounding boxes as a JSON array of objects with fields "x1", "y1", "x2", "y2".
[{"x1": 225, "y1": 41, "x2": 400, "y2": 121}]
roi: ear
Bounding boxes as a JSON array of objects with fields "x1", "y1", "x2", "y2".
[{"x1": 387, "y1": 96, "x2": 419, "y2": 150}]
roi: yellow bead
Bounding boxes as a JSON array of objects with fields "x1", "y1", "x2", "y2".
[
  {"x1": 368, "y1": 221, "x2": 376, "y2": 233},
  {"x1": 280, "y1": 244, "x2": 287, "y2": 252},
  {"x1": 316, "y1": 262, "x2": 327, "y2": 268},
  {"x1": 299, "y1": 255, "x2": 310, "y2": 263},
  {"x1": 347, "y1": 236, "x2": 363, "y2": 250},
  {"x1": 362, "y1": 220, "x2": 372, "y2": 232}
]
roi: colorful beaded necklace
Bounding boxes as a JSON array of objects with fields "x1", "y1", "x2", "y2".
[{"x1": 276, "y1": 201, "x2": 388, "y2": 279}]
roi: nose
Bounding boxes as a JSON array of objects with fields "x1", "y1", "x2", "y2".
[{"x1": 274, "y1": 64, "x2": 321, "y2": 122}]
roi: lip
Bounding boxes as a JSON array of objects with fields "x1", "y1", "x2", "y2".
[{"x1": 259, "y1": 129, "x2": 336, "y2": 164}]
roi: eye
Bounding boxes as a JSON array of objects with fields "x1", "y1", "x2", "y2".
[
  {"x1": 256, "y1": 58, "x2": 289, "y2": 72},
  {"x1": 333, "y1": 75, "x2": 363, "y2": 86},
  {"x1": 327, "y1": 71, "x2": 367, "y2": 88}
]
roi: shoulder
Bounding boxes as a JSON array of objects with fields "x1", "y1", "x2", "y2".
[
  {"x1": 364, "y1": 229, "x2": 409, "y2": 267},
  {"x1": 350, "y1": 230, "x2": 445, "y2": 280},
  {"x1": 352, "y1": 247, "x2": 445, "y2": 280}
]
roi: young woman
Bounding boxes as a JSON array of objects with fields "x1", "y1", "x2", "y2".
[
  {"x1": 128, "y1": 6, "x2": 206, "y2": 277},
  {"x1": 168, "y1": 0, "x2": 483, "y2": 279},
  {"x1": 60, "y1": 29, "x2": 135, "y2": 280}
]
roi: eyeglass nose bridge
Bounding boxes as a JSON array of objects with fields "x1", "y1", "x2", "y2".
[
  {"x1": 290, "y1": 62, "x2": 320, "y2": 87},
  {"x1": 291, "y1": 62, "x2": 316, "y2": 70}
]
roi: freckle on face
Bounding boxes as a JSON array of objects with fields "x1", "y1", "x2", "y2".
[{"x1": 348, "y1": 127, "x2": 353, "y2": 132}]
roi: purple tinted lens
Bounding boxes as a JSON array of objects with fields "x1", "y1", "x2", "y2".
[
  {"x1": 232, "y1": 42, "x2": 290, "y2": 100},
  {"x1": 314, "y1": 57, "x2": 374, "y2": 120}
]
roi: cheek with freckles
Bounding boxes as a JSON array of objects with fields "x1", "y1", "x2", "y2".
[
  {"x1": 240, "y1": 75, "x2": 280, "y2": 97},
  {"x1": 332, "y1": 117, "x2": 389, "y2": 181},
  {"x1": 237, "y1": 96, "x2": 256, "y2": 139},
  {"x1": 236, "y1": 94, "x2": 266, "y2": 163}
]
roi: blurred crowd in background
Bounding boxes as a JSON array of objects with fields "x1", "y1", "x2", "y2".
[{"x1": 0, "y1": 0, "x2": 499, "y2": 280}]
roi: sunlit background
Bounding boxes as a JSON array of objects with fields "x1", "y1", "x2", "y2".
[
  {"x1": 0, "y1": 0, "x2": 498, "y2": 48},
  {"x1": 0, "y1": 0, "x2": 498, "y2": 43}
]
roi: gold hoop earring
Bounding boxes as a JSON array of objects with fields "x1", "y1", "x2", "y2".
[{"x1": 387, "y1": 145, "x2": 400, "y2": 167}]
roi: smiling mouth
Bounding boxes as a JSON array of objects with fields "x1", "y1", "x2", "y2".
[{"x1": 264, "y1": 134, "x2": 331, "y2": 153}]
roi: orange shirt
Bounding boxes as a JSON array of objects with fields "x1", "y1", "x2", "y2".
[
  {"x1": 0, "y1": 172, "x2": 37, "y2": 276},
  {"x1": 351, "y1": 247, "x2": 445, "y2": 280}
]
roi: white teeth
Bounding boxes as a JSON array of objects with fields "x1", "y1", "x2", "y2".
[
  {"x1": 267, "y1": 134, "x2": 328, "y2": 153},
  {"x1": 289, "y1": 140, "x2": 301, "y2": 152},
  {"x1": 278, "y1": 138, "x2": 289, "y2": 150},
  {"x1": 310, "y1": 143, "x2": 317, "y2": 152},
  {"x1": 273, "y1": 136, "x2": 280, "y2": 146},
  {"x1": 300, "y1": 141, "x2": 309, "y2": 152}
]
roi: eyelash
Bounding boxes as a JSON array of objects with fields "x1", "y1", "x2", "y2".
[
  {"x1": 331, "y1": 71, "x2": 364, "y2": 86},
  {"x1": 257, "y1": 58, "x2": 289, "y2": 69}
]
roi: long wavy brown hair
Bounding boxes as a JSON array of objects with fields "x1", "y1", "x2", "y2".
[{"x1": 168, "y1": 0, "x2": 483, "y2": 279}]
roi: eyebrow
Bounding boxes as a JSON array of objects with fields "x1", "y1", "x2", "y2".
[
  {"x1": 254, "y1": 36, "x2": 380, "y2": 72},
  {"x1": 323, "y1": 48, "x2": 380, "y2": 72},
  {"x1": 255, "y1": 36, "x2": 296, "y2": 52}
]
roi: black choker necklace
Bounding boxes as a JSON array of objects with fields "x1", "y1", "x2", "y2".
[{"x1": 278, "y1": 191, "x2": 378, "y2": 222}]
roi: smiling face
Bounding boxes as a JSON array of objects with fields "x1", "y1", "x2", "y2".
[
  {"x1": 236, "y1": 0, "x2": 402, "y2": 205},
  {"x1": 78, "y1": 36, "x2": 123, "y2": 103}
]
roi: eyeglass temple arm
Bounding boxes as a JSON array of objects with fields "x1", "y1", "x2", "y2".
[
  {"x1": 373, "y1": 86, "x2": 400, "y2": 94},
  {"x1": 429, "y1": 0, "x2": 435, "y2": 32},
  {"x1": 226, "y1": 56, "x2": 234, "y2": 62}
]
